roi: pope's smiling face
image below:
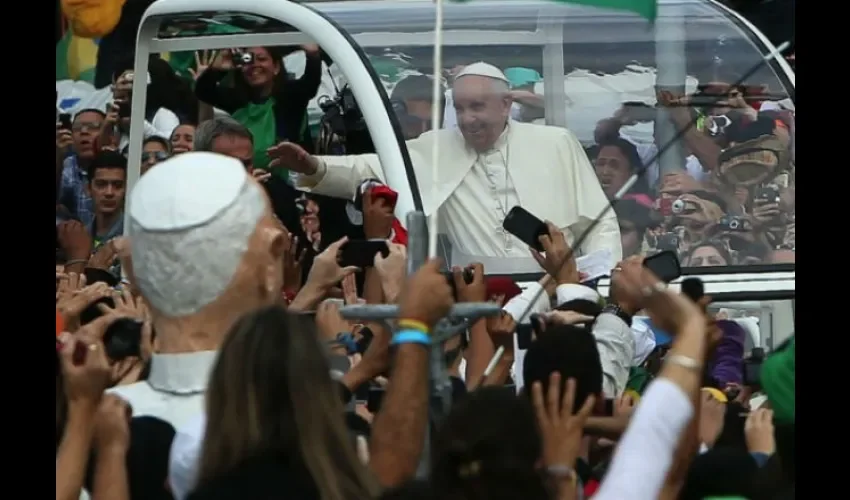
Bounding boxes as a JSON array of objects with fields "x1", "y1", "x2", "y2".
[{"x1": 453, "y1": 75, "x2": 512, "y2": 152}]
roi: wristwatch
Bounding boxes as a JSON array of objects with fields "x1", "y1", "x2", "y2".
[{"x1": 602, "y1": 304, "x2": 633, "y2": 327}]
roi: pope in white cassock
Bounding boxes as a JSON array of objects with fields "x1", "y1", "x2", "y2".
[{"x1": 269, "y1": 62, "x2": 621, "y2": 270}]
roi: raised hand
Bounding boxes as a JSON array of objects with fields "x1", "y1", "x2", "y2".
[
  {"x1": 374, "y1": 242, "x2": 406, "y2": 303},
  {"x1": 305, "y1": 237, "x2": 359, "y2": 291},
  {"x1": 267, "y1": 141, "x2": 320, "y2": 174},
  {"x1": 398, "y1": 258, "x2": 454, "y2": 329},
  {"x1": 531, "y1": 374, "x2": 596, "y2": 476}
]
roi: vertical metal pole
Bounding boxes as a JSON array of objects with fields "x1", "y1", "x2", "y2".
[
  {"x1": 406, "y1": 212, "x2": 433, "y2": 478},
  {"x1": 654, "y1": 4, "x2": 687, "y2": 177}
]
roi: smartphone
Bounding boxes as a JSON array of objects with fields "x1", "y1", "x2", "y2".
[
  {"x1": 354, "y1": 384, "x2": 370, "y2": 404},
  {"x1": 59, "y1": 113, "x2": 72, "y2": 130},
  {"x1": 502, "y1": 206, "x2": 548, "y2": 252},
  {"x1": 603, "y1": 399, "x2": 615, "y2": 416},
  {"x1": 516, "y1": 323, "x2": 534, "y2": 350},
  {"x1": 339, "y1": 240, "x2": 389, "y2": 268},
  {"x1": 366, "y1": 387, "x2": 385, "y2": 414},
  {"x1": 118, "y1": 100, "x2": 131, "y2": 119},
  {"x1": 643, "y1": 250, "x2": 682, "y2": 283}
]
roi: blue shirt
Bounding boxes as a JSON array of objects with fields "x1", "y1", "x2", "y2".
[{"x1": 57, "y1": 155, "x2": 94, "y2": 226}]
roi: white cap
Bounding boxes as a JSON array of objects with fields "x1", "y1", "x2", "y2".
[
  {"x1": 130, "y1": 152, "x2": 248, "y2": 232},
  {"x1": 168, "y1": 414, "x2": 207, "y2": 500},
  {"x1": 454, "y1": 62, "x2": 510, "y2": 84}
]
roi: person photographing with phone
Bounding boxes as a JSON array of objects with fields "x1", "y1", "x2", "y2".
[{"x1": 98, "y1": 67, "x2": 180, "y2": 153}]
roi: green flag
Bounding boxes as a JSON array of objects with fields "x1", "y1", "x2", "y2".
[{"x1": 451, "y1": 0, "x2": 656, "y2": 21}]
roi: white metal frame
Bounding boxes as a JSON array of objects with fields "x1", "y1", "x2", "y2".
[
  {"x1": 130, "y1": 0, "x2": 795, "y2": 296},
  {"x1": 128, "y1": 0, "x2": 421, "y2": 230}
]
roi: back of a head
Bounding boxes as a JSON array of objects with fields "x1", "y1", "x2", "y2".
[
  {"x1": 128, "y1": 151, "x2": 266, "y2": 317},
  {"x1": 522, "y1": 325, "x2": 603, "y2": 410},
  {"x1": 391, "y1": 74, "x2": 436, "y2": 103},
  {"x1": 432, "y1": 387, "x2": 548, "y2": 500},
  {"x1": 197, "y1": 306, "x2": 377, "y2": 499},
  {"x1": 679, "y1": 447, "x2": 758, "y2": 500}
]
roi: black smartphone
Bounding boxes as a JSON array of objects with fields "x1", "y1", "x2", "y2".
[
  {"x1": 603, "y1": 399, "x2": 615, "y2": 416},
  {"x1": 516, "y1": 323, "x2": 534, "y2": 350},
  {"x1": 339, "y1": 240, "x2": 389, "y2": 268},
  {"x1": 354, "y1": 384, "x2": 370, "y2": 404},
  {"x1": 643, "y1": 250, "x2": 682, "y2": 283},
  {"x1": 118, "y1": 100, "x2": 131, "y2": 119},
  {"x1": 502, "y1": 206, "x2": 548, "y2": 252},
  {"x1": 367, "y1": 387, "x2": 385, "y2": 414},
  {"x1": 59, "y1": 113, "x2": 72, "y2": 130}
]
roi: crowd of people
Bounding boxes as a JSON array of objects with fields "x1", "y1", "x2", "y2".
[{"x1": 55, "y1": 32, "x2": 795, "y2": 500}]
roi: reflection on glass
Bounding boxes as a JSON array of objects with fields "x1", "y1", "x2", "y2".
[{"x1": 316, "y1": 0, "x2": 795, "y2": 272}]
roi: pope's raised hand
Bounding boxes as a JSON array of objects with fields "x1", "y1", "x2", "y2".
[{"x1": 267, "y1": 141, "x2": 319, "y2": 175}]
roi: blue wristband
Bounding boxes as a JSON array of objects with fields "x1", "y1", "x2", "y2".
[{"x1": 391, "y1": 329, "x2": 431, "y2": 346}]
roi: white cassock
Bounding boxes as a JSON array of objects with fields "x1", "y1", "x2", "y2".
[{"x1": 295, "y1": 120, "x2": 622, "y2": 270}]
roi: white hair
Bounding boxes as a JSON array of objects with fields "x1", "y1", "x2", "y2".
[
  {"x1": 128, "y1": 153, "x2": 266, "y2": 317},
  {"x1": 453, "y1": 75, "x2": 510, "y2": 96}
]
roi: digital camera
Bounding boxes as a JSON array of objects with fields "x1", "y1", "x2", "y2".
[
  {"x1": 718, "y1": 215, "x2": 747, "y2": 232},
  {"x1": 232, "y1": 50, "x2": 254, "y2": 67},
  {"x1": 753, "y1": 185, "x2": 781, "y2": 205},
  {"x1": 654, "y1": 232, "x2": 680, "y2": 251}
]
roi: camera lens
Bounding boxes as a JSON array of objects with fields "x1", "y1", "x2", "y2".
[
  {"x1": 671, "y1": 199, "x2": 685, "y2": 214},
  {"x1": 729, "y1": 219, "x2": 740, "y2": 230}
]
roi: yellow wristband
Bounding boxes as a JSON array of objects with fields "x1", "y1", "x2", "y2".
[{"x1": 397, "y1": 319, "x2": 430, "y2": 333}]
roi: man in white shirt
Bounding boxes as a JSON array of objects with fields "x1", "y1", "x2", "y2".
[
  {"x1": 269, "y1": 62, "x2": 621, "y2": 270},
  {"x1": 107, "y1": 151, "x2": 288, "y2": 428}
]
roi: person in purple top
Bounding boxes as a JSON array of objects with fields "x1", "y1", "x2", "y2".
[{"x1": 709, "y1": 320, "x2": 746, "y2": 386}]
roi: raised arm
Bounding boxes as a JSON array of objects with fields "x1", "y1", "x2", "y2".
[{"x1": 268, "y1": 141, "x2": 386, "y2": 201}]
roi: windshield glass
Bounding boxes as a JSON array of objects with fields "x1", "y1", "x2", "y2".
[{"x1": 315, "y1": 0, "x2": 795, "y2": 276}]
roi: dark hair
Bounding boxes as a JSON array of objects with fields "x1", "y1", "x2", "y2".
[
  {"x1": 73, "y1": 108, "x2": 106, "y2": 121},
  {"x1": 143, "y1": 136, "x2": 172, "y2": 152},
  {"x1": 679, "y1": 447, "x2": 758, "y2": 500},
  {"x1": 725, "y1": 115, "x2": 777, "y2": 144},
  {"x1": 522, "y1": 324, "x2": 603, "y2": 412},
  {"x1": 431, "y1": 387, "x2": 550, "y2": 500},
  {"x1": 391, "y1": 75, "x2": 437, "y2": 103},
  {"x1": 555, "y1": 299, "x2": 603, "y2": 319},
  {"x1": 613, "y1": 198, "x2": 654, "y2": 229},
  {"x1": 684, "y1": 240, "x2": 733, "y2": 267},
  {"x1": 595, "y1": 137, "x2": 650, "y2": 195},
  {"x1": 232, "y1": 46, "x2": 289, "y2": 100},
  {"x1": 86, "y1": 150, "x2": 128, "y2": 181}
]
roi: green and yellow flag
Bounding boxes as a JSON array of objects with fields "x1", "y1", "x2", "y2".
[{"x1": 451, "y1": 0, "x2": 657, "y2": 22}]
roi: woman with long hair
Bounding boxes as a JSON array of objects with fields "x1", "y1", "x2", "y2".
[
  {"x1": 189, "y1": 306, "x2": 379, "y2": 500},
  {"x1": 194, "y1": 45, "x2": 323, "y2": 171}
]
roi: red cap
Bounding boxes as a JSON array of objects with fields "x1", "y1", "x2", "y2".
[{"x1": 485, "y1": 277, "x2": 522, "y2": 303}]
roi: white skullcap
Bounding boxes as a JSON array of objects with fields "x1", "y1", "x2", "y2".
[
  {"x1": 130, "y1": 152, "x2": 247, "y2": 231},
  {"x1": 128, "y1": 151, "x2": 266, "y2": 317},
  {"x1": 455, "y1": 62, "x2": 510, "y2": 84},
  {"x1": 168, "y1": 414, "x2": 207, "y2": 500}
]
